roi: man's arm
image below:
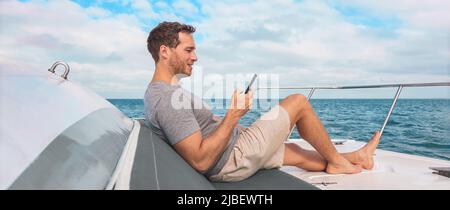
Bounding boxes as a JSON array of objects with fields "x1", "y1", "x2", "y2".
[
  {"x1": 173, "y1": 90, "x2": 253, "y2": 173},
  {"x1": 213, "y1": 115, "x2": 247, "y2": 130},
  {"x1": 174, "y1": 113, "x2": 239, "y2": 172}
]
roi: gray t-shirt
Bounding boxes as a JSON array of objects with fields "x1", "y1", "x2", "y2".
[{"x1": 144, "y1": 81, "x2": 239, "y2": 176}]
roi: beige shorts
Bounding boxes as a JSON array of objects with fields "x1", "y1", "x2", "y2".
[{"x1": 209, "y1": 105, "x2": 292, "y2": 182}]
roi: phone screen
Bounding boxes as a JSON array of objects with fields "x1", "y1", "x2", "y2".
[{"x1": 244, "y1": 74, "x2": 257, "y2": 94}]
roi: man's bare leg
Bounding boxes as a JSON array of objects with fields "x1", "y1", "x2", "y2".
[
  {"x1": 283, "y1": 131, "x2": 381, "y2": 171},
  {"x1": 283, "y1": 143, "x2": 327, "y2": 171},
  {"x1": 279, "y1": 94, "x2": 365, "y2": 174}
]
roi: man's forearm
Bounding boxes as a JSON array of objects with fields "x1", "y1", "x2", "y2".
[
  {"x1": 213, "y1": 115, "x2": 246, "y2": 130},
  {"x1": 198, "y1": 113, "x2": 240, "y2": 170}
]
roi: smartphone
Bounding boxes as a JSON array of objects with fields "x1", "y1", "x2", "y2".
[{"x1": 244, "y1": 74, "x2": 257, "y2": 94}]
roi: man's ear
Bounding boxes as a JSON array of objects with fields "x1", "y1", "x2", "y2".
[{"x1": 159, "y1": 45, "x2": 170, "y2": 61}]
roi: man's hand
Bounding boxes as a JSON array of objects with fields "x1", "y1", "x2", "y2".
[{"x1": 227, "y1": 90, "x2": 253, "y2": 120}]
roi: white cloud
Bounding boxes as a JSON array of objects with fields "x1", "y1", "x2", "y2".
[
  {"x1": 172, "y1": 0, "x2": 199, "y2": 14},
  {"x1": 85, "y1": 6, "x2": 111, "y2": 18},
  {"x1": 194, "y1": 0, "x2": 449, "y2": 97},
  {"x1": 336, "y1": 0, "x2": 450, "y2": 29},
  {"x1": 0, "y1": 0, "x2": 449, "y2": 98},
  {"x1": 131, "y1": 0, "x2": 157, "y2": 20},
  {"x1": 0, "y1": 0, "x2": 153, "y2": 98}
]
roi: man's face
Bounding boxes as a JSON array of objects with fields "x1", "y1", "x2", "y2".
[{"x1": 168, "y1": 32, "x2": 198, "y2": 77}]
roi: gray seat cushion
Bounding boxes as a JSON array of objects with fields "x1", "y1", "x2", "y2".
[
  {"x1": 131, "y1": 120, "x2": 318, "y2": 190},
  {"x1": 130, "y1": 120, "x2": 215, "y2": 190}
]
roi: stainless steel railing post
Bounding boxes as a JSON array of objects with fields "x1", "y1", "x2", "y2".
[
  {"x1": 379, "y1": 85, "x2": 403, "y2": 138},
  {"x1": 307, "y1": 88, "x2": 316, "y2": 100}
]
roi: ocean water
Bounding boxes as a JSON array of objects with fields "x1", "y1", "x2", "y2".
[{"x1": 108, "y1": 99, "x2": 450, "y2": 161}]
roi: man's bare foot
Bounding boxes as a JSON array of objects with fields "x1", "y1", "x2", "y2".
[
  {"x1": 353, "y1": 131, "x2": 381, "y2": 170},
  {"x1": 326, "y1": 131, "x2": 381, "y2": 174},
  {"x1": 326, "y1": 158, "x2": 362, "y2": 174}
]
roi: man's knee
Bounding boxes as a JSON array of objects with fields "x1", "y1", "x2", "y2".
[
  {"x1": 280, "y1": 94, "x2": 310, "y2": 121},
  {"x1": 286, "y1": 94, "x2": 308, "y2": 105},
  {"x1": 284, "y1": 94, "x2": 312, "y2": 115}
]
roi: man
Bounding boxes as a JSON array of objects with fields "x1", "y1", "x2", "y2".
[{"x1": 144, "y1": 21, "x2": 381, "y2": 182}]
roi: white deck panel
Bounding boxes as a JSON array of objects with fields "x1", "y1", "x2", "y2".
[{"x1": 281, "y1": 139, "x2": 450, "y2": 190}]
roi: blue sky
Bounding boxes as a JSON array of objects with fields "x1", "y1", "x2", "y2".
[
  {"x1": 331, "y1": 2, "x2": 400, "y2": 27},
  {"x1": 71, "y1": 0, "x2": 208, "y2": 30},
  {"x1": 67, "y1": 0, "x2": 403, "y2": 32},
  {"x1": 3, "y1": 0, "x2": 450, "y2": 98},
  {"x1": 69, "y1": 0, "x2": 404, "y2": 40}
]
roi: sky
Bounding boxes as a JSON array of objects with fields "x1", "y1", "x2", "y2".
[{"x1": 0, "y1": 0, "x2": 449, "y2": 99}]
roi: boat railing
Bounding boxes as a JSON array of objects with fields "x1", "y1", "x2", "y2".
[{"x1": 257, "y1": 82, "x2": 450, "y2": 139}]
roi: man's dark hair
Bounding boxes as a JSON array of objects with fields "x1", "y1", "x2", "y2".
[{"x1": 147, "y1": 21, "x2": 196, "y2": 63}]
